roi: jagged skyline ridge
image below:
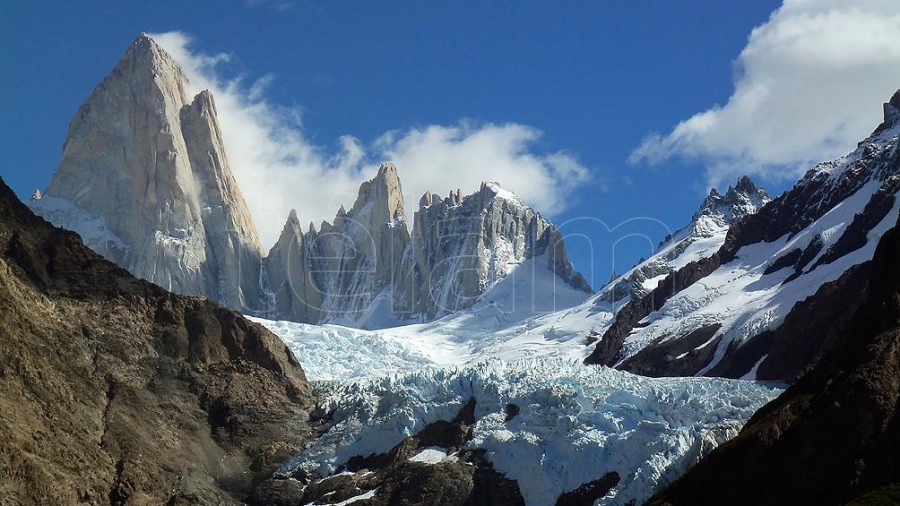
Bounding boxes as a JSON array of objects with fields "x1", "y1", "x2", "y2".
[
  {"x1": 30, "y1": 34, "x2": 593, "y2": 325},
  {"x1": 8, "y1": 2, "x2": 899, "y2": 287}
]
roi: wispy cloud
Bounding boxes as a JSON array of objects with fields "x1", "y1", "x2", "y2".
[
  {"x1": 630, "y1": 0, "x2": 900, "y2": 187},
  {"x1": 150, "y1": 31, "x2": 591, "y2": 248},
  {"x1": 244, "y1": 0, "x2": 292, "y2": 12}
]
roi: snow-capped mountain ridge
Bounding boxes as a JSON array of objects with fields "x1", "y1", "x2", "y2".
[
  {"x1": 586, "y1": 90, "x2": 900, "y2": 381},
  {"x1": 599, "y1": 176, "x2": 769, "y2": 305},
  {"x1": 691, "y1": 175, "x2": 770, "y2": 226}
]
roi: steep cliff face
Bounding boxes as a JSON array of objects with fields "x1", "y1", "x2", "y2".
[
  {"x1": 32, "y1": 34, "x2": 263, "y2": 312},
  {"x1": 264, "y1": 165, "x2": 591, "y2": 328},
  {"x1": 0, "y1": 177, "x2": 312, "y2": 504},
  {"x1": 264, "y1": 163, "x2": 411, "y2": 327},
  {"x1": 400, "y1": 181, "x2": 591, "y2": 321}
]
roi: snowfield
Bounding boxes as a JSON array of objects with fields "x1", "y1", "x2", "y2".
[
  {"x1": 277, "y1": 359, "x2": 780, "y2": 506},
  {"x1": 250, "y1": 254, "x2": 604, "y2": 381}
]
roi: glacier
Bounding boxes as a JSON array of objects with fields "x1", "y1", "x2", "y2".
[
  {"x1": 241, "y1": 173, "x2": 783, "y2": 504},
  {"x1": 250, "y1": 216, "x2": 785, "y2": 504},
  {"x1": 277, "y1": 359, "x2": 780, "y2": 506}
]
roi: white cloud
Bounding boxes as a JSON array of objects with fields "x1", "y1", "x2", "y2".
[
  {"x1": 630, "y1": 0, "x2": 900, "y2": 187},
  {"x1": 150, "y1": 32, "x2": 591, "y2": 248}
]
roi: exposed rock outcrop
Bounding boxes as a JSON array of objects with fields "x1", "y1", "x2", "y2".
[
  {"x1": 32, "y1": 34, "x2": 263, "y2": 313},
  {"x1": 0, "y1": 177, "x2": 312, "y2": 504},
  {"x1": 264, "y1": 166, "x2": 591, "y2": 327},
  {"x1": 648, "y1": 208, "x2": 900, "y2": 506},
  {"x1": 254, "y1": 399, "x2": 525, "y2": 505}
]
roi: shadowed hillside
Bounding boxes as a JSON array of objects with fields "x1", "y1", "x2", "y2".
[
  {"x1": 0, "y1": 177, "x2": 314, "y2": 504},
  {"x1": 648, "y1": 209, "x2": 900, "y2": 505}
]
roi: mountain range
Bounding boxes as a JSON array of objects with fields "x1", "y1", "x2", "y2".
[
  {"x1": 31, "y1": 34, "x2": 589, "y2": 331},
  {"x1": 9, "y1": 33, "x2": 900, "y2": 505}
]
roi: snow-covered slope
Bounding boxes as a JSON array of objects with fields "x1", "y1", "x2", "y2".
[
  {"x1": 276, "y1": 359, "x2": 779, "y2": 506},
  {"x1": 599, "y1": 176, "x2": 769, "y2": 305},
  {"x1": 251, "y1": 254, "x2": 594, "y2": 380},
  {"x1": 587, "y1": 91, "x2": 900, "y2": 381},
  {"x1": 250, "y1": 177, "x2": 772, "y2": 382}
]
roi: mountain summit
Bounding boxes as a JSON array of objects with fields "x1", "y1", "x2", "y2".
[
  {"x1": 264, "y1": 163, "x2": 591, "y2": 328},
  {"x1": 598, "y1": 175, "x2": 769, "y2": 305},
  {"x1": 32, "y1": 34, "x2": 264, "y2": 312},
  {"x1": 692, "y1": 175, "x2": 769, "y2": 225}
]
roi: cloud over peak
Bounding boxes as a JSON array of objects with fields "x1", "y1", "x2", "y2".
[
  {"x1": 631, "y1": 0, "x2": 900, "y2": 187},
  {"x1": 149, "y1": 31, "x2": 591, "y2": 248}
]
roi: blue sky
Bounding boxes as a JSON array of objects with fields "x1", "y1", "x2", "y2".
[{"x1": 3, "y1": 1, "x2": 900, "y2": 288}]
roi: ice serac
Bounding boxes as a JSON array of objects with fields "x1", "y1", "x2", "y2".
[
  {"x1": 31, "y1": 34, "x2": 263, "y2": 311},
  {"x1": 265, "y1": 165, "x2": 590, "y2": 328}
]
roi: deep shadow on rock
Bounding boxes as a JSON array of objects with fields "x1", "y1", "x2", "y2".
[{"x1": 0, "y1": 177, "x2": 314, "y2": 504}]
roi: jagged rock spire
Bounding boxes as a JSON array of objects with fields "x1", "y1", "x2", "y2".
[
  {"x1": 265, "y1": 166, "x2": 590, "y2": 327},
  {"x1": 693, "y1": 175, "x2": 770, "y2": 224},
  {"x1": 874, "y1": 89, "x2": 900, "y2": 135},
  {"x1": 265, "y1": 163, "x2": 412, "y2": 327},
  {"x1": 33, "y1": 34, "x2": 263, "y2": 311}
]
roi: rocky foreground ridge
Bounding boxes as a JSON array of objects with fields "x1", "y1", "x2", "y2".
[{"x1": 0, "y1": 177, "x2": 313, "y2": 504}]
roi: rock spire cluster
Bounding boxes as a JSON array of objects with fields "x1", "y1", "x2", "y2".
[{"x1": 33, "y1": 34, "x2": 591, "y2": 327}]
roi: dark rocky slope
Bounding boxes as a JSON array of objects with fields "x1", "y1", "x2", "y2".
[
  {"x1": 0, "y1": 178, "x2": 313, "y2": 504},
  {"x1": 254, "y1": 399, "x2": 527, "y2": 505},
  {"x1": 647, "y1": 209, "x2": 900, "y2": 505}
]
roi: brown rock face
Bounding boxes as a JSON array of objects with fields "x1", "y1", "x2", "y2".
[
  {"x1": 34, "y1": 34, "x2": 264, "y2": 313},
  {"x1": 0, "y1": 177, "x2": 312, "y2": 504},
  {"x1": 647, "y1": 210, "x2": 900, "y2": 506}
]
